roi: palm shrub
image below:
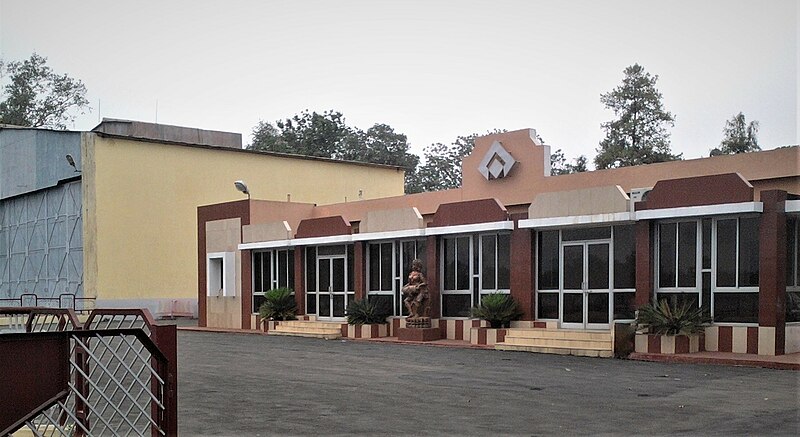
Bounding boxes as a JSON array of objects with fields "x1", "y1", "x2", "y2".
[
  {"x1": 636, "y1": 299, "x2": 710, "y2": 336},
  {"x1": 258, "y1": 287, "x2": 297, "y2": 321},
  {"x1": 471, "y1": 293, "x2": 524, "y2": 328},
  {"x1": 346, "y1": 298, "x2": 390, "y2": 325}
]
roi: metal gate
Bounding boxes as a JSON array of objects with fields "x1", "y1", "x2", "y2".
[{"x1": 0, "y1": 308, "x2": 177, "y2": 436}]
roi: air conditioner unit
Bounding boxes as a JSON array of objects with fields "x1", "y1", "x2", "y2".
[{"x1": 630, "y1": 187, "x2": 653, "y2": 203}]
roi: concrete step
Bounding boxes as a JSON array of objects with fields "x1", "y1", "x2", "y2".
[
  {"x1": 500, "y1": 336, "x2": 612, "y2": 349},
  {"x1": 269, "y1": 320, "x2": 343, "y2": 339},
  {"x1": 496, "y1": 343, "x2": 614, "y2": 358},
  {"x1": 269, "y1": 330, "x2": 342, "y2": 340},
  {"x1": 279, "y1": 320, "x2": 343, "y2": 329},
  {"x1": 272, "y1": 325, "x2": 341, "y2": 334},
  {"x1": 504, "y1": 328, "x2": 612, "y2": 341},
  {"x1": 495, "y1": 328, "x2": 614, "y2": 357}
]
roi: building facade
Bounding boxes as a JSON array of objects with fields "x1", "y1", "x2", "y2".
[
  {"x1": 199, "y1": 129, "x2": 800, "y2": 355},
  {"x1": 1, "y1": 119, "x2": 405, "y2": 316}
]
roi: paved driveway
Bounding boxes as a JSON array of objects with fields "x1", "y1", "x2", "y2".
[{"x1": 178, "y1": 331, "x2": 799, "y2": 436}]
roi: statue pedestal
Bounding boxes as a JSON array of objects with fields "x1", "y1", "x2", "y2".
[{"x1": 397, "y1": 327, "x2": 441, "y2": 342}]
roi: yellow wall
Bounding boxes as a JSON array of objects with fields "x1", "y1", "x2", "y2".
[{"x1": 82, "y1": 134, "x2": 404, "y2": 303}]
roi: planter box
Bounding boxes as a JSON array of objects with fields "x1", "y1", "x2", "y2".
[
  {"x1": 470, "y1": 327, "x2": 507, "y2": 346},
  {"x1": 635, "y1": 333, "x2": 704, "y2": 354},
  {"x1": 346, "y1": 323, "x2": 388, "y2": 339},
  {"x1": 261, "y1": 320, "x2": 281, "y2": 332}
]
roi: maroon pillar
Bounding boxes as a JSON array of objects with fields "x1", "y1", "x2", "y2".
[
  {"x1": 354, "y1": 242, "x2": 366, "y2": 300},
  {"x1": 294, "y1": 247, "x2": 305, "y2": 315},
  {"x1": 425, "y1": 236, "x2": 440, "y2": 318},
  {"x1": 759, "y1": 190, "x2": 787, "y2": 355},
  {"x1": 241, "y1": 250, "x2": 252, "y2": 330},
  {"x1": 510, "y1": 223, "x2": 534, "y2": 320},
  {"x1": 635, "y1": 220, "x2": 654, "y2": 307}
]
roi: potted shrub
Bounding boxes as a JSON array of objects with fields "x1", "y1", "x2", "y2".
[
  {"x1": 635, "y1": 300, "x2": 710, "y2": 354},
  {"x1": 471, "y1": 293, "x2": 523, "y2": 329},
  {"x1": 258, "y1": 287, "x2": 297, "y2": 322},
  {"x1": 345, "y1": 298, "x2": 390, "y2": 338}
]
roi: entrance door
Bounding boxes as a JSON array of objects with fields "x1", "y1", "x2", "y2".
[
  {"x1": 317, "y1": 256, "x2": 348, "y2": 321},
  {"x1": 561, "y1": 242, "x2": 610, "y2": 329}
]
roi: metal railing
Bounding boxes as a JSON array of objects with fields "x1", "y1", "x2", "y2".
[
  {"x1": 0, "y1": 307, "x2": 177, "y2": 436},
  {"x1": 0, "y1": 293, "x2": 96, "y2": 313}
]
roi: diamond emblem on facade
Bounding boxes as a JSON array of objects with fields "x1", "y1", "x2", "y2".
[{"x1": 478, "y1": 140, "x2": 516, "y2": 180}]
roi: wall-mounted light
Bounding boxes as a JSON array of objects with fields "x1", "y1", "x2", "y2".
[
  {"x1": 65, "y1": 154, "x2": 80, "y2": 172},
  {"x1": 234, "y1": 180, "x2": 250, "y2": 200}
]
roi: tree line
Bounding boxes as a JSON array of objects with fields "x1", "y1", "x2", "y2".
[{"x1": 1, "y1": 53, "x2": 764, "y2": 193}]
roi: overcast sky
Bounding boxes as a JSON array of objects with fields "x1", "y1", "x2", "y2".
[{"x1": 1, "y1": 0, "x2": 797, "y2": 167}]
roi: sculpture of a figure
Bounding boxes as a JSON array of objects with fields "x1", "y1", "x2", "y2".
[{"x1": 401, "y1": 259, "x2": 429, "y2": 319}]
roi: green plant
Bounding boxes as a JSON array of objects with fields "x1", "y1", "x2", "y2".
[
  {"x1": 636, "y1": 299, "x2": 710, "y2": 336},
  {"x1": 258, "y1": 288, "x2": 297, "y2": 321},
  {"x1": 346, "y1": 298, "x2": 390, "y2": 325},
  {"x1": 471, "y1": 293, "x2": 523, "y2": 328}
]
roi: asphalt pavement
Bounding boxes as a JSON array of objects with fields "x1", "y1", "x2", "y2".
[{"x1": 178, "y1": 330, "x2": 800, "y2": 436}]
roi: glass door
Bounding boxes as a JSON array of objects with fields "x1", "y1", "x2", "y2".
[
  {"x1": 560, "y1": 242, "x2": 611, "y2": 329},
  {"x1": 317, "y1": 256, "x2": 348, "y2": 321}
]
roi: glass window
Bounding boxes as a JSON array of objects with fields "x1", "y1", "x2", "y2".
[
  {"x1": 787, "y1": 218, "x2": 796, "y2": 286},
  {"x1": 657, "y1": 292, "x2": 700, "y2": 309},
  {"x1": 737, "y1": 217, "x2": 759, "y2": 287},
  {"x1": 443, "y1": 236, "x2": 471, "y2": 292},
  {"x1": 613, "y1": 292, "x2": 635, "y2": 320},
  {"x1": 788, "y1": 218, "x2": 800, "y2": 322},
  {"x1": 658, "y1": 223, "x2": 677, "y2": 288},
  {"x1": 347, "y1": 244, "x2": 354, "y2": 292},
  {"x1": 716, "y1": 217, "x2": 759, "y2": 289},
  {"x1": 562, "y1": 226, "x2": 611, "y2": 241},
  {"x1": 442, "y1": 294, "x2": 471, "y2": 317},
  {"x1": 537, "y1": 293, "x2": 559, "y2": 319},
  {"x1": 368, "y1": 243, "x2": 394, "y2": 292},
  {"x1": 613, "y1": 225, "x2": 636, "y2": 290},
  {"x1": 305, "y1": 247, "x2": 316, "y2": 292},
  {"x1": 481, "y1": 235, "x2": 496, "y2": 290},
  {"x1": 253, "y1": 248, "x2": 294, "y2": 313},
  {"x1": 480, "y1": 233, "x2": 511, "y2": 292},
  {"x1": 702, "y1": 219, "x2": 712, "y2": 270},
  {"x1": 677, "y1": 222, "x2": 697, "y2": 288},
  {"x1": 497, "y1": 233, "x2": 510, "y2": 289},
  {"x1": 658, "y1": 221, "x2": 698, "y2": 290},
  {"x1": 537, "y1": 231, "x2": 559, "y2": 290},
  {"x1": 587, "y1": 243, "x2": 609, "y2": 290},
  {"x1": 713, "y1": 292, "x2": 759, "y2": 323},
  {"x1": 716, "y1": 219, "x2": 737, "y2": 287}
]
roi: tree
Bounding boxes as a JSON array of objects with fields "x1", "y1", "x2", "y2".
[
  {"x1": 251, "y1": 110, "x2": 349, "y2": 158},
  {"x1": 0, "y1": 53, "x2": 89, "y2": 129},
  {"x1": 710, "y1": 112, "x2": 760, "y2": 156},
  {"x1": 550, "y1": 149, "x2": 588, "y2": 175},
  {"x1": 250, "y1": 110, "x2": 420, "y2": 192},
  {"x1": 407, "y1": 130, "x2": 507, "y2": 193},
  {"x1": 594, "y1": 64, "x2": 680, "y2": 169}
]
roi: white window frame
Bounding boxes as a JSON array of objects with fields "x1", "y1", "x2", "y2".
[
  {"x1": 252, "y1": 248, "x2": 294, "y2": 313},
  {"x1": 711, "y1": 216, "x2": 760, "y2": 293},
  {"x1": 478, "y1": 233, "x2": 511, "y2": 295},
  {"x1": 207, "y1": 252, "x2": 235, "y2": 297},
  {"x1": 655, "y1": 219, "x2": 702, "y2": 295}
]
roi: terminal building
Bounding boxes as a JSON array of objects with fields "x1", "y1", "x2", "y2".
[{"x1": 198, "y1": 129, "x2": 799, "y2": 356}]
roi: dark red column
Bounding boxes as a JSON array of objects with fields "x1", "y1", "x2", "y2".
[
  {"x1": 635, "y1": 220, "x2": 654, "y2": 307},
  {"x1": 425, "y1": 235, "x2": 440, "y2": 318},
  {"x1": 241, "y1": 250, "x2": 252, "y2": 330},
  {"x1": 294, "y1": 247, "x2": 305, "y2": 315},
  {"x1": 759, "y1": 190, "x2": 787, "y2": 355},
  {"x1": 354, "y1": 242, "x2": 366, "y2": 300},
  {"x1": 510, "y1": 218, "x2": 534, "y2": 320}
]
